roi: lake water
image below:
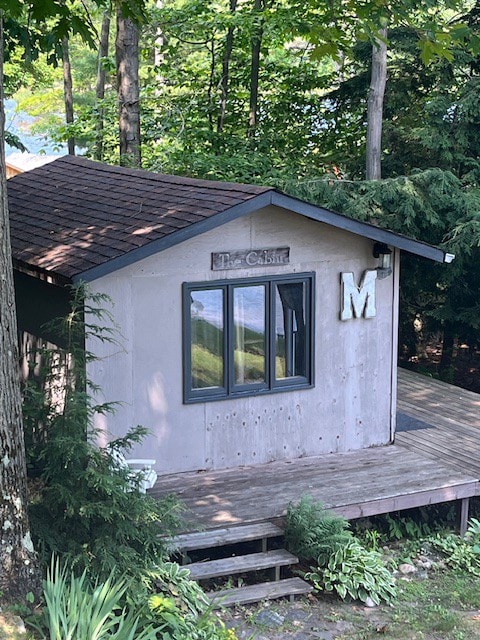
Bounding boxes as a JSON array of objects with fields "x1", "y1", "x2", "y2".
[{"x1": 4, "y1": 98, "x2": 66, "y2": 157}]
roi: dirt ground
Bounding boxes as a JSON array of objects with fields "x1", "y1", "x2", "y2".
[{"x1": 217, "y1": 590, "x2": 480, "y2": 640}]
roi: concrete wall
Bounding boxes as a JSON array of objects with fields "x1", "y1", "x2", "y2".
[{"x1": 87, "y1": 205, "x2": 399, "y2": 474}]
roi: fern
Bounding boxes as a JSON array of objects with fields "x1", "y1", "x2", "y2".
[{"x1": 285, "y1": 495, "x2": 352, "y2": 566}]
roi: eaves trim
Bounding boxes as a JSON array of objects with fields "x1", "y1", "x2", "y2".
[
  {"x1": 271, "y1": 192, "x2": 453, "y2": 264},
  {"x1": 71, "y1": 188, "x2": 454, "y2": 283}
]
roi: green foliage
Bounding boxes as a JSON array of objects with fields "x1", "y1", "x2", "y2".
[
  {"x1": 424, "y1": 519, "x2": 480, "y2": 576},
  {"x1": 31, "y1": 559, "x2": 161, "y2": 640},
  {"x1": 306, "y1": 539, "x2": 397, "y2": 605},
  {"x1": 382, "y1": 513, "x2": 434, "y2": 541},
  {"x1": 286, "y1": 497, "x2": 396, "y2": 604},
  {"x1": 30, "y1": 557, "x2": 235, "y2": 640},
  {"x1": 285, "y1": 496, "x2": 353, "y2": 566},
  {"x1": 24, "y1": 285, "x2": 183, "y2": 580},
  {"x1": 138, "y1": 562, "x2": 236, "y2": 639}
]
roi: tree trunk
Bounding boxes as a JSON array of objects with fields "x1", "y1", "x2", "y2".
[
  {"x1": 0, "y1": 15, "x2": 41, "y2": 603},
  {"x1": 365, "y1": 27, "x2": 387, "y2": 180},
  {"x1": 248, "y1": 0, "x2": 264, "y2": 138},
  {"x1": 217, "y1": 0, "x2": 237, "y2": 133},
  {"x1": 439, "y1": 322, "x2": 456, "y2": 378},
  {"x1": 62, "y1": 37, "x2": 75, "y2": 155},
  {"x1": 154, "y1": 0, "x2": 164, "y2": 82},
  {"x1": 116, "y1": 5, "x2": 141, "y2": 167},
  {"x1": 95, "y1": 9, "x2": 111, "y2": 161}
]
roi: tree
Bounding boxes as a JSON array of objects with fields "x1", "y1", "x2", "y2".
[
  {"x1": 248, "y1": 0, "x2": 264, "y2": 138},
  {"x1": 116, "y1": 3, "x2": 141, "y2": 167},
  {"x1": 62, "y1": 36, "x2": 75, "y2": 155},
  {"x1": 95, "y1": 9, "x2": 112, "y2": 161},
  {"x1": 366, "y1": 27, "x2": 387, "y2": 179},
  {"x1": 0, "y1": 12, "x2": 41, "y2": 602},
  {"x1": 0, "y1": 0, "x2": 146, "y2": 600}
]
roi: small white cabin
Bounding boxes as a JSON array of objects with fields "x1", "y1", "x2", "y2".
[{"x1": 9, "y1": 156, "x2": 453, "y2": 475}]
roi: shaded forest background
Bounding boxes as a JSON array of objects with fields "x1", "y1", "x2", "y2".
[{"x1": 4, "y1": 0, "x2": 480, "y2": 391}]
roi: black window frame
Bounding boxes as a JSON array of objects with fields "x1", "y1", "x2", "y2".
[{"x1": 183, "y1": 272, "x2": 315, "y2": 403}]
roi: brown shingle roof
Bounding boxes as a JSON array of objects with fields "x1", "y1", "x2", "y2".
[
  {"x1": 8, "y1": 155, "x2": 453, "y2": 282},
  {"x1": 8, "y1": 155, "x2": 272, "y2": 281}
]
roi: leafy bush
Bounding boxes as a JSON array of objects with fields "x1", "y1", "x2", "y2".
[
  {"x1": 140, "y1": 562, "x2": 236, "y2": 639},
  {"x1": 24, "y1": 286, "x2": 183, "y2": 580},
  {"x1": 285, "y1": 495, "x2": 352, "y2": 565},
  {"x1": 424, "y1": 519, "x2": 480, "y2": 577},
  {"x1": 306, "y1": 540, "x2": 397, "y2": 605},
  {"x1": 286, "y1": 496, "x2": 396, "y2": 604},
  {"x1": 31, "y1": 559, "x2": 236, "y2": 640}
]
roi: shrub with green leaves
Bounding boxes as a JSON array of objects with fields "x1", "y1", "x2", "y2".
[
  {"x1": 285, "y1": 495, "x2": 352, "y2": 566},
  {"x1": 24, "y1": 285, "x2": 183, "y2": 580},
  {"x1": 424, "y1": 519, "x2": 480, "y2": 577},
  {"x1": 286, "y1": 496, "x2": 396, "y2": 604},
  {"x1": 306, "y1": 540, "x2": 397, "y2": 605},
  {"x1": 139, "y1": 562, "x2": 236, "y2": 640}
]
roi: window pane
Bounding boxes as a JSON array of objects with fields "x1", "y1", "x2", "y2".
[
  {"x1": 233, "y1": 285, "x2": 266, "y2": 385},
  {"x1": 275, "y1": 282, "x2": 307, "y2": 379},
  {"x1": 190, "y1": 289, "x2": 224, "y2": 389}
]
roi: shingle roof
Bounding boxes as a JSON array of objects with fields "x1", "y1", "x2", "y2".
[
  {"x1": 8, "y1": 155, "x2": 271, "y2": 281},
  {"x1": 8, "y1": 155, "x2": 453, "y2": 283}
]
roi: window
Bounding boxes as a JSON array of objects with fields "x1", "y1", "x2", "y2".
[{"x1": 183, "y1": 273, "x2": 314, "y2": 402}]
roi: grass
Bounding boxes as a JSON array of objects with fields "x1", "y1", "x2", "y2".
[
  {"x1": 339, "y1": 571, "x2": 480, "y2": 639},
  {"x1": 218, "y1": 560, "x2": 480, "y2": 640}
]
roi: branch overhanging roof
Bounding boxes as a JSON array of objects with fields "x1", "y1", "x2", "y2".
[{"x1": 7, "y1": 155, "x2": 454, "y2": 283}]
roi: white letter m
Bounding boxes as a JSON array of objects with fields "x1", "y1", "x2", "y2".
[{"x1": 340, "y1": 270, "x2": 377, "y2": 320}]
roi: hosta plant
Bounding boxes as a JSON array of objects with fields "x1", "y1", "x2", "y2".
[{"x1": 306, "y1": 539, "x2": 397, "y2": 605}]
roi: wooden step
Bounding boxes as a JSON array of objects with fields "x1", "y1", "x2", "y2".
[
  {"x1": 187, "y1": 549, "x2": 297, "y2": 581},
  {"x1": 164, "y1": 522, "x2": 284, "y2": 553},
  {"x1": 208, "y1": 577, "x2": 314, "y2": 608}
]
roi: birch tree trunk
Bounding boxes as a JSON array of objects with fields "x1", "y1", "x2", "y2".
[
  {"x1": 62, "y1": 37, "x2": 75, "y2": 155},
  {"x1": 116, "y1": 6, "x2": 141, "y2": 167},
  {"x1": 366, "y1": 27, "x2": 387, "y2": 180},
  {"x1": 0, "y1": 15, "x2": 41, "y2": 602},
  {"x1": 95, "y1": 10, "x2": 111, "y2": 161}
]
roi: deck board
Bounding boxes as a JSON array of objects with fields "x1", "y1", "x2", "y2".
[
  {"x1": 396, "y1": 368, "x2": 480, "y2": 494},
  {"x1": 151, "y1": 368, "x2": 480, "y2": 532}
]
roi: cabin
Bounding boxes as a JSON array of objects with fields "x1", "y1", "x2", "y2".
[
  {"x1": 6, "y1": 152, "x2": 57, "y2": 179},
  {"x1": 12, "y1": 157, "x2": 480, "y2": 605},
  {"x1": 8, "y1": 156, "x2": 454, "y2": 476}
]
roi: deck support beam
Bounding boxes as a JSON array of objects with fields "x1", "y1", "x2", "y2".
[{"x1": 459, "y1": 497, "x2": 470, "y2": 536}]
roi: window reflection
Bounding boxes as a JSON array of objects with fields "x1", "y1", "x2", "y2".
[
  {"x1": 234, "y1": 285, "x2": 266, "y2": 385},
  {"x1": 191, "y1": 289, "x2": 224, "y2": 389}
]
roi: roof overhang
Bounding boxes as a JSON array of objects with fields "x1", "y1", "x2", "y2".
[
  {"x1": 271, "y1": 193, "x2": 455, "y2": 265},
  {"x1": 72, "y1": 190, "x2": 454, "y2": 283}
]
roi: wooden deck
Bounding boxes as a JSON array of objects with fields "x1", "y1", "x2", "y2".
[
  {"x1": 151, "y1": 368, "x2": 480, "y2": 533},
  {"x1": 396, "y1": 368, "x2": 480, "y2": 484}
]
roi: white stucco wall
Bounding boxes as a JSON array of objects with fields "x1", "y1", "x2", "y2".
[{"x1": 87, "y1": 205, "x2": 399, "y2": 474}]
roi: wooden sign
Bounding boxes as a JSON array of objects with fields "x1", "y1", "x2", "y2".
[{"x1": 212, "y1": 247, "x2": 290, "y2": 271}]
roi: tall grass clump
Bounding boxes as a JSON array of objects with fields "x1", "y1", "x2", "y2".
[{"x1": 31, "y1": 558, "x2": 237, "y2": 640}]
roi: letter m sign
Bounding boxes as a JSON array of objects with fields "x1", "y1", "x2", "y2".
[{"x1": 340, "y1": 270, "x2": 377, "y2": 321}]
